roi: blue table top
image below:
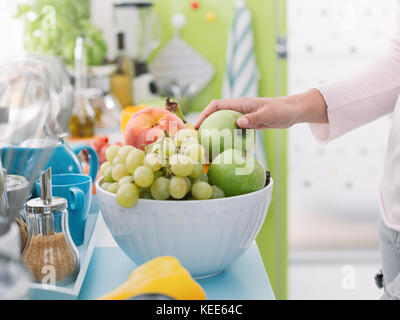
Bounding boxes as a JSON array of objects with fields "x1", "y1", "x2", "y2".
[{"x1": 78, "y1": 243, "x2": 275, "y2": 300}]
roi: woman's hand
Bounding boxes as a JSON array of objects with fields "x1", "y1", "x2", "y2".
[{"x1": 194, "y1": 89, "x2": 328, "y2": 130}]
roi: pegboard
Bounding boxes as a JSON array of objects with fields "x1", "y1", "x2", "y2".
[{"x1": 287, "y1": 0, "x2": 398, "y2": 221}]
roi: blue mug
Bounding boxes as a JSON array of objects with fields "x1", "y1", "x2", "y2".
[{"x1": 36, "y1": 173, "x2": 92, "y2": 246}]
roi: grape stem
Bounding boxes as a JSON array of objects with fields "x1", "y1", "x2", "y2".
[{"x1": 163, "y1": 166, "x2": 172, "y2": 178}]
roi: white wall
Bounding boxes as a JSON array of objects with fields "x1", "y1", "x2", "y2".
[
  {"x1": 287, "y1": 0, "x2": 398, "y2": 300},
  {"x1": 288, "y1": 0, "x2": 398, "y2": 250},
  {"x1": 0, "y1": 1, "x2": 24, "y2": 60}
]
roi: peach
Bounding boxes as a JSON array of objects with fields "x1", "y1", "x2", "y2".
[{"x1": 124, "y1": 107, "x2": 185, "y2": 150}]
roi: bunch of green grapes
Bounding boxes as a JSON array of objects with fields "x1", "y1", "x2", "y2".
[{"x1": 99, "y1": 129, "x2": 225, "y2": 208}]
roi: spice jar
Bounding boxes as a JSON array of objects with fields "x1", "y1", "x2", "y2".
[{"x1": 22, "y1": 168, "x2": 79, "y2": 285}]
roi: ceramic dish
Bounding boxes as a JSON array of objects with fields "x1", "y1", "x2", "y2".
[{"x1": 96, "y1": 178, "x2": 273, "y2": 279}]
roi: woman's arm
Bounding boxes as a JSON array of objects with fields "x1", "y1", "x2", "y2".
[
  {"x1": 196, "y1": 15, "x2": 400, "y2": 143},
  {"x1": 195, "y1": 89, "x2": 328, "y2": 130}
]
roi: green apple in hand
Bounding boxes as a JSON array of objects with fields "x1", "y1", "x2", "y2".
[
  {"x1": 198, "y1": 110, "x2": 255, "y2": 161},
  {"x1": 208, "y1": 149, "x2": 266, "y2": 197}
]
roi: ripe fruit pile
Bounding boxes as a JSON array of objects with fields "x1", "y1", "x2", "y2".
[{"x1": 99, "y1": 129, "x2": 225, "y2": 208}]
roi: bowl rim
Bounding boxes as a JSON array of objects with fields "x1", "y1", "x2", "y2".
[{"x1": 95, "y1": 176, "x2": 273, "y2": 204}]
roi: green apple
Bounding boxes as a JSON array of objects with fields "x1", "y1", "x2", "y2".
[
  {"x1": 208, "y1": 149, "x2": 266, "y2": 197},
  {"x1": 198, "y1": 110, "x2": 255, "y2": 161}
]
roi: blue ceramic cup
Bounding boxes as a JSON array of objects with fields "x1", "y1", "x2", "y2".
[{"x1": 36, "y1": 173, "x2": 92, "y2": 246}]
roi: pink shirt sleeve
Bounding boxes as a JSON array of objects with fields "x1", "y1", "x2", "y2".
[{"x1": 310, "y1": 16, "x2": 400, "y2": 144}]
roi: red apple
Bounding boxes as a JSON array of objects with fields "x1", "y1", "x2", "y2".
[{"x1": 124, "y1": 107, "x2": 185, "y2": 149}]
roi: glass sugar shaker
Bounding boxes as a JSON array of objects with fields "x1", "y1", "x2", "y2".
[{"x1": 22, "y1": 168, "x2": 79, "y2": 285}]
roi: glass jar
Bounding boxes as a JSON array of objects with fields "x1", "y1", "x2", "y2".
[{"x1": 23, "y1": 197, "x2": 79, "y2": 285}]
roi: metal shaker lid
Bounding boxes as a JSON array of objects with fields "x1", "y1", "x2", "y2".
[
  {"x1": 26, "y1": 196, "x2": 67, "y2": 214},
  {"x1": 26, "y1": 168, "x2": 67, "y2": 214}
]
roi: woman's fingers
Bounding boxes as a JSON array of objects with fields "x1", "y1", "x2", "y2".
[
  {"x1": 237, "y1": 110, "x2": 266, "y2": 129},
  {"x1": 194, "y1": 96, "x2": 299, "y2": 130},
  {"x1": 194, "y1": 112, "x2": 211, "y2": 130},
  {"x1": 194, "y1": 98, "x2": 249, "y2": 129}
]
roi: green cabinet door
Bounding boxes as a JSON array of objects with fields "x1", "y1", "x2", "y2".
[{"x1": 152, "y1": 0, "x2": 287, "y2": 300}]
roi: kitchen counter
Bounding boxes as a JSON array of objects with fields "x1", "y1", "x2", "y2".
[{"x1": 78, "y1": 243, "x2": 275, "y2": 300}]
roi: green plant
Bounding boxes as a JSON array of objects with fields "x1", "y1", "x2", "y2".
[{"x1": 15, "y1": 0, "x2": 107, "y2": 66}]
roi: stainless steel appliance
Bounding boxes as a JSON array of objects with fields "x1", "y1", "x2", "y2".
[
  {"x1": 113, "y1": 1, "x2": 161, "y2": 103},
  {"x1": 0, "y1": 55, "x2": 64, "y2": 298}
]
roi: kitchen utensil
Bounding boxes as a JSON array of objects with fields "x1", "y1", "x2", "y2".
[
  {"x1": 36, "y1": 173, "x2": 92, "y2": 246},
  {"x1": 0, "y1": 55, "x2": 73, "y2": 139},
  {"x1": 24, "y1": 168, "x2": 80, "y2": 285},
  {"x1": 113, "y1": 1, "x2": 161, "y2": 66},
  {"x1": 6, "y1": 174, "x2": 31, "y2": 213},
  {"x1": 113, "y1": 1, "x2": 161, "y2": 103},
  {"x1": 5, "y1": 175, "x2": 30, "y2": 252},
  {"x1": 46, "y1": 139, "x2": 99, "y2": 184},
  {"x1": 27, "y1": 54, "x2": 74, "y2": 137},
  {"x1": 0, "y1": 144, "x2": 55, "y2": 196},
  {"x1": 0, "y1": 55, "x2": 66, "y2": 299},
  {"x1": 1, "y1": 138, "x2": 99, "y2": 196},
  {"x1": 0, "y1": 56, "x2": 60, "y2": 236},
  {"x1": 149, "y1": 13, "x2": 215, "y2": 101},
  {"x1": 96, "y1": 178, "x2": 273, "y2": 279}
]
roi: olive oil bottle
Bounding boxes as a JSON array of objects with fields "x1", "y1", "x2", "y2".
[
  {"x1": 110, "y1": 32, "x2": 134, "y2": 107},
  {"x1": 69, "y1": 36, "x2": 96, "y2": 138}
]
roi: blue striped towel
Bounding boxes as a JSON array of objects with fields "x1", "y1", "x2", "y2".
[{"x1": 222, "y1": 0, "x2": 260, "y2": 99}]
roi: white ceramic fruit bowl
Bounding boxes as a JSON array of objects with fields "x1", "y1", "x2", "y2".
[{"x1": 95, "y1": 178, "x2": 273, "y2": 279}]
